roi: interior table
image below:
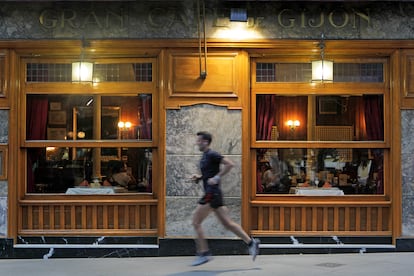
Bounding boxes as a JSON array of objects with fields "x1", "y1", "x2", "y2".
[
  {"x1": 293, "y1": 187, "x2": 345, "y2": 196},
  {"x1": 65, "y1": 186, "x2": 127, "y2": 194}
]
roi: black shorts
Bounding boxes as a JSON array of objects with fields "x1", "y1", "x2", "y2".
[{"x1": 198, "y1": 192, "x2": 224, "y2": 209}]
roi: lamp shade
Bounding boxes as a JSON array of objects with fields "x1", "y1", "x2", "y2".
[
  {"x1": 312, "y1": 59, "x2": 333, "y2": 82},
  {"x1": 72, "y1": 61, "x2": 93, "y2": 82}
]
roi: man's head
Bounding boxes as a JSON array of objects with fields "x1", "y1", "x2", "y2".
[{"x1": 196, "y1": 131, "x2": 212, "y2": 152}]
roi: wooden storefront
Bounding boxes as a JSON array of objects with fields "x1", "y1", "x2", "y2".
[{"x1": 1, "y1": 39, "x2": 412, "y2": 245}]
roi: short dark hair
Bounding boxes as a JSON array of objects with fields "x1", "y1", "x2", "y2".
[{"x1": 197, "y1": 131, "x2": 212, "y2": 145}]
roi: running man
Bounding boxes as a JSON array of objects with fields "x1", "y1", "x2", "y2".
[{"x1": 190, "y1": 131, "x2": 260, "y2": 266}]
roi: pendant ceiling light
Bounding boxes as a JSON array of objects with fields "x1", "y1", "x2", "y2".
[
  {"x1": 72, "y1": 39, "x2": 93, "y2": 82},
  {"x1": 312, "y1": 34, "x2": 333, "y2": 82}
]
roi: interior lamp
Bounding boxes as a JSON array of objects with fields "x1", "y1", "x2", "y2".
[
  {"x1": 312, "y1": 34, "x2": 333, "y2": 82},
  {"x1": 287, "y1": 120, "x2": 300, "y2": 130},
  {"x1": 118, "y1": 121, "x2": 132, "y2": 130}
]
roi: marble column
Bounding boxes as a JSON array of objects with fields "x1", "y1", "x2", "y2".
[
  {"x1": 0, "y1": 110, "x2": 8, "y2": 237},
  {"x1": 165, "y1": 104, "x2": 242, "y2": 237},
  {"x1": 402, "y1": 110, "x2": 414, "y2": 236}
]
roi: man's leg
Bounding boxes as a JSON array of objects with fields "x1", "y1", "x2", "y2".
[
  {"x1": 192, "y1": 203, "x2": 212, "y2": 254},
  {"x1": 214, "y1": 206, "x2": 261, "y2": 261},
  {"x1": 214, "y1": 206, "x2": 251, "y2": 243}
]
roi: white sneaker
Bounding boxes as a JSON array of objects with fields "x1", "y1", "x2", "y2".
[
  {"x1": 248, "y1": 238, "x2": 260, "y2": 261},
  {"x1": 191, "y1": 254, "x2": 212, "y2": 266}
]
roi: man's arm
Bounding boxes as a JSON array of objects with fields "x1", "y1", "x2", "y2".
[
  {"x1": 218, "y1": 156, "x2": 234, "y2": 177},
  {"x1": 208, "y1": 156, "x2": 234, "y2": 185}
]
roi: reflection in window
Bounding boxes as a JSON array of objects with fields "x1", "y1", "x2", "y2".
[
  {"x1": 27, "y1": 147, "x2": 152, "y2": 194},
  {"x1": 257, "y1": 148, "x2": 383, "y2": 195},
  {"x1": 256, "y1": 95, "x2": 384, "y2": 141}
]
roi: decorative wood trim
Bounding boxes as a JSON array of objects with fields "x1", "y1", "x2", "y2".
[
  {"x1": 0, "y1": 49, "x2": 9, "y2": 108},
  {"x1": 391, "y1": 50, "x2": 402, "y2": 243},
  {"x1": 400, "y1": 49, "x2": 414, "y2": 109},
  {"x1": 18, "y1": 199, "x2": 158, "y2": 236},
  {"x1": 164, "y1": 49, "x2": 243, "y2": 109},
  {"x1": 250, "y1": 201, "x2": 392, "y2": 236},
  {"x1": 168, "y1": 51, "x2": 239, "y2": 97}
]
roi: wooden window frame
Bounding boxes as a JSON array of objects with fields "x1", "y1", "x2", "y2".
[
  {"x1": 250, "y1": 56, "x2": 390, "y2": 199},
  {"x1": 21, "y1": 57, "x2": 159, "y2": 196}
]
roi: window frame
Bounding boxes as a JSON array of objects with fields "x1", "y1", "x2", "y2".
[
  {"x1": 250, "y1": 56, "x2": 390, "y2": 198},
  {"x1": 20, "y1": 57, "x2": 158, "y2": 196}
]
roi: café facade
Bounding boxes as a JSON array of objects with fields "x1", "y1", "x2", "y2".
[{"x1": 1, "y1": 0, "x2": 414, "y2": 258}]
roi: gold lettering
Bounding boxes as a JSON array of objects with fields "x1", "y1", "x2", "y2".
[
  {"x1": 329, "y1": 9, "x2": 349, "y2": 28},
  {"x1": 148, "y1": 7, "x2": 175, "y2": 28},
  {"x1": 278, "y1": 9, "x2": 295, "y2": 28},
  {"x1": 106, "y1": 9, "x2": 124, "y2": 29},
  {"x1": 61, "y1": 9, "x2": 77, "y2": 28},
  {"x1": 255, "y1": 17, "x2": 264, "y2": 28},
  {"x1": 308, "y1": 12, "x2": 324, "y2": 28},
  {"x1": 82, "y1": 11, "x2": 102, "y2": 28},
  {"x1": 354, "y1": 9, "x2": 370, "y2": 28},
  {"x1": 300, "y1": 10, "x2": 306, "y2": 28},
  {"x1": 39, "y1": 9, "x2": 58, "y2": 29},
  {"x1": 176, "y1": 9, "x2": 191, "y2": 28}
]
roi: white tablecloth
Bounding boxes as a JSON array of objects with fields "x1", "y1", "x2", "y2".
[
  {"x1": 66, "y1": 187, "x2": 120, "y2": 194},
  {"x1": 294, "y1": 187, "x2": 345, "y2": 196}
]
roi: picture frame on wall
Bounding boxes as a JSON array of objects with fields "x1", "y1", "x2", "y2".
[
  {"x1": 319, "y1": 97, "x2": 338, "y2": 115},
  {"x1": 50, "y1": 102, "x2": 62, "y2": 110},
  {"x1": 48, "y1": 111, "x2": 67, "y2": 125},
  {"x1": 47, "y1": 128, "x2": 67, "y2": 140},
  {"x1": 0, "y1": 146, "x2": 7, "y2": 180}
]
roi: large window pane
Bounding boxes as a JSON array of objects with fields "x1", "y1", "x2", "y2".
[
  {"x1": 257, "y1": 148, "x2": 384, "y2": 195},
  {"x1": 26, "y1": 94, "x2": 152, "y2": 141},
  {"x1": 256, "y1": 95, "x2": 384, "y2": 141},
  {"x1": 27, "y1": 147, "x2": 152, "y2": 194}
]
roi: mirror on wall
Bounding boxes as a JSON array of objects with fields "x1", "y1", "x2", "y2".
[
  {"x1": 73, "y1": 106, "x2": 121, "y2": 160},
  {"x1": 73, "y1": 106, "x2": 120, "y2": 140}
]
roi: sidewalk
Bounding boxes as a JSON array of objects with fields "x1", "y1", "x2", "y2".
[{"x1": 1, "y1": 252, "x2": 413, "y2": 276}]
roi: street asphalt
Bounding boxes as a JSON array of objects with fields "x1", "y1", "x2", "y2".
[{"x1": 0, "y1": 252, "x2": 413, "y2": 276}]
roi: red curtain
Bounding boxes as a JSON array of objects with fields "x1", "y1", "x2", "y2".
[
  {"x1": 363, "y1": 95, "x2": 384, "y2": 194},
  {"x1": 256, "y1": 95, "x2": 277, "y2": 192},
  {"x1": 256, "y1": 95, "x2": 277, "y2": 140},
  {"x1": 26, "y1": 96, "x2": 48, "y2": 192},
  {"x1": 139, "y1": 95, "x2": 152, "y2": 140},
  {"x1": 364, "y1": 95, "x2": 384, "y2": 140}
]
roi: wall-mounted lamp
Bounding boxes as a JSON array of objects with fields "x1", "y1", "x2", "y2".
[
  {"x1": 287, "y1": 120, "x2": 300, "y2": 130},
  {"x1": 230, "y1": 8, "x2": 248, "y2": 22},
  {"x1": 72, "y1": 61, "x2": 93, "y2": 82},
  {"x1": 118, "y1": 121, "x2": 132, "y2": 130},
  {"x1": 312, "y1": 34, "x2": 333, "y2": 82},
  {"x1": 118, "y1": 121, "x2": 132, "y2": 139}
]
